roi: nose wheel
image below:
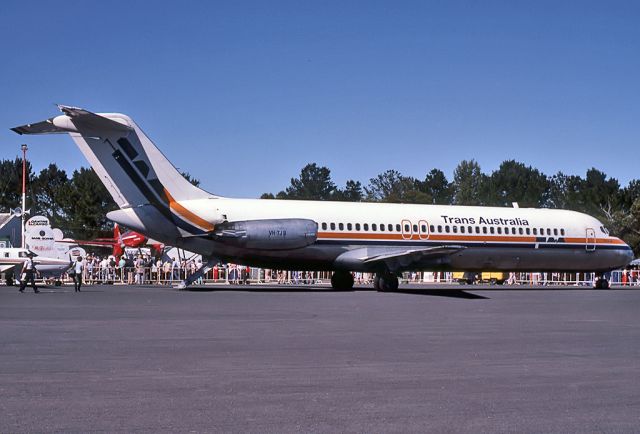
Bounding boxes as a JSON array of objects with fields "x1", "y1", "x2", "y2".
[
  {"x1": 374, "y1": 272, "x2": 399, "y2": 292},
  {"x1": 594, "y1": 277, "x2": 610, "y2": 289}
]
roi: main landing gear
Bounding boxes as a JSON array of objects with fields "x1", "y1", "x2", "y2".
[
  {"x1": 331, "y1": 270, "x2": 354, "y2": 290},
  {"x1": 373, "y1": 272, "x2": 399, "y2": 292}
]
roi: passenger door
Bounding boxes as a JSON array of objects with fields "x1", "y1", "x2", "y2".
[{"x1": 585, "y1": 228, "x2": 596, "y2": 252}]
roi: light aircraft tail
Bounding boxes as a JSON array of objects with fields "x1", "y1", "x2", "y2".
[{"x1": 13, "y1": 105, "x2": 220, "y2": 239}]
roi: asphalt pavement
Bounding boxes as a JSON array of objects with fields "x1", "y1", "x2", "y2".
[{"x1": 1, "y1": 283, "x2": 639, "y2": 433}]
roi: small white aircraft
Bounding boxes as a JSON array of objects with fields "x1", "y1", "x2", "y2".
[
  {"x1": 0, "y1": 247, "x2": 71, "y2": 286},
  {"x1": 12, "y1": 106, "x2": 634, "y2": 289}
]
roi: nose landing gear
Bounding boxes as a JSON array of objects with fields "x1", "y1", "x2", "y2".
[{"x1": 594, "y1": 275, "x2": 610, "y2": 289}]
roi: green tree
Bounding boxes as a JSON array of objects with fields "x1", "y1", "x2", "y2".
[
  {"x1": 452, "y1": 160, "x2": 485, "y2": 205},
  {"x1": 365, "y1": 170, "x2": 427, "y2": 203},
  {"x1": 486, "y1": 160, "x2": 549, "y2": 208},
  {"x1": 334, "y1": 180, "x2": 364, "y2": 202},
  {"x1": 0, "y1": 157, "x2": 35, "y2": 213},
  {"x1": 276, "y1": 163, "x2": 337, "y2": 200},
  {"x1": 581, "y1": 168, "x2": 621, "y2": 219},
  {"x1": 180, "y1": 171, "x2": 201, "y2": 187},
  {"x1": 62, "y1": 168, "x2": 118, "y2": 239},
  {"x1": 32, "y1": 164, "x2": 69, "y2": 228},
  {"x1": 416, "y1": 169, "x2": 453, "y2": 204}
]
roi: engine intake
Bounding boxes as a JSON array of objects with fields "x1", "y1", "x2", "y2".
[{"x1": 212, "y1": 218, "x2": 317, "y2": 250}]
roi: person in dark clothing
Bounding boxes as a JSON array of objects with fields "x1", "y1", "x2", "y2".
[
  {"x1": 19, "y1": 252, "x2": 39, "y2": 293},
  {"x1": 73, "y1": 256, "x2": 84, "y2": 292}
]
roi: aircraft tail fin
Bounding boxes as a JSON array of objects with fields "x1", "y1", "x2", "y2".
[{"x1": 13, "y1": 106, "x2": 221, "y2": 239}]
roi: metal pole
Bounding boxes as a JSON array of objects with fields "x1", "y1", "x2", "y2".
[{"x1": 21, "y1": 144, "x2": 28, "y2": 249}]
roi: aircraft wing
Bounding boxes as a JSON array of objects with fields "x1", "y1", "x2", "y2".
[{"x1": 335, "y1": 245, "x2": 466, "y2": 272}]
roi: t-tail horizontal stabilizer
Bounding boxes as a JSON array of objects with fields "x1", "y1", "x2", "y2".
[{"x1": 12, "y1": 105, "x2": 132, "y2": 135}]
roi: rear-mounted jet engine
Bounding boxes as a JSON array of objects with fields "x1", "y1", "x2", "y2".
[{"x1": 212, "y1": 218, "x2": 317, "y2": 250}]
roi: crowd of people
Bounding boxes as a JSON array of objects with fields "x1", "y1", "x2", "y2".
[{"x1": 13, "y1": 251, "x2": 633, "y2": 287}]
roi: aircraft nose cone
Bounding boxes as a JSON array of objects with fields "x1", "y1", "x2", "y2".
[{"x1": 624, "y1": 245, "x2": 635, "y2": 265}]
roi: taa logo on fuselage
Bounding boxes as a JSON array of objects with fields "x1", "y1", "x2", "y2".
[{"x1": 268, "y1": 229, "x2": 287, "y2": 238}]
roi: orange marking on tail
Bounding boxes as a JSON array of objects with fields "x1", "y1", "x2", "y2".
[{"x1": 164, "y1": 189, "x2": 214, "y2": 232}]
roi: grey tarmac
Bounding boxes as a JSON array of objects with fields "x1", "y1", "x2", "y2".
[{"x1": 1, "y1": 284, "x2": 639, "y2": 433}]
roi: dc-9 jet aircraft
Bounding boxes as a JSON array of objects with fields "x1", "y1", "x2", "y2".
[{"x1": 13, "y1": 106, "x2": 633, "y2": 290}]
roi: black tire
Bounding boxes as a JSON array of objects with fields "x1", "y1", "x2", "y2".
[
  {"x1": 331, "y1": 271, "x2": 354, "y2": 291},
  {"x1": 377, "y1": 274, "x2": 399, "y2": 292}
]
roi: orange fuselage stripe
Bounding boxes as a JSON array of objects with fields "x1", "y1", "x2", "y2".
[
  {"x1": 164, "y1": 189, "x2": 215, "y2": 232},
  {"x1": 317, "y1": 232, "x2": 625, "y2": 245}
]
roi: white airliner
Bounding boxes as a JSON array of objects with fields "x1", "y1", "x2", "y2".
[{"x1": 12, "y1": 106, "x2": 633, "y2": 290}]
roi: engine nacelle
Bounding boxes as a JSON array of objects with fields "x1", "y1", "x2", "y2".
[{"x1": 212, "y1": 218, "x2": 317, "y2": 250}]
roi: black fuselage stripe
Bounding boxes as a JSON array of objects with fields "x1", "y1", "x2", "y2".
[
  {"x1": 315, "y1": 239, "x2": 631, "y2": 251},
  {"x1": 112, "y1": 149, "x2": 204, "y2": 234}
]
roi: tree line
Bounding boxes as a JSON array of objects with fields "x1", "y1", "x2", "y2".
[{"x1": 1, "y1": 157, "x2": 638, "y2": 255}]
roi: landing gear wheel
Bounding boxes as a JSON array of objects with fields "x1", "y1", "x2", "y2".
[
  {"x1": 331, "y1": 271, "x2": 354, "y2": 291},
  {"x1": 594, "y1": 278, "x2": 610, "y2": 289},
  {"x1": 375, "y1": 273, "x2": 399, "y2": 292}
]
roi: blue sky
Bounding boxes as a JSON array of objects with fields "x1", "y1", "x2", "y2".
[{"x1": 1, "y1": 0, "x2": 638, "y2": 197}]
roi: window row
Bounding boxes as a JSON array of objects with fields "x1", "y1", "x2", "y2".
[
  {"x1": 431, "y1": 225, "x2": 565, "y2": 237},
  {"x1": 320, "y1": 221, "x2": 566, "y2": 237}
]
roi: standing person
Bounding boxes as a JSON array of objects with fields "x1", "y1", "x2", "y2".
[
  {"x1": 73, "y1": 256, "x2": 84, "y2": 292},
  {"x1": 19, "y1": 252, "x2": 39, "y2": 293}
]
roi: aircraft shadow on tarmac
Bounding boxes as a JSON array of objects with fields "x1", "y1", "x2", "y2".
[{"x1": 186, "y1": 285, "x2": 489, "y2": 299}]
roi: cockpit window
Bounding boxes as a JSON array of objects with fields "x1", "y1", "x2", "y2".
[{"x1": 600, "y1": 226, "x2": 609, "y2": 235}]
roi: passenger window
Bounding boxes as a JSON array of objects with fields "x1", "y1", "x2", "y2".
[
  {"x1": 490, "y1": 227, "x2": 495, "y2": 234},
  {"x1": 518, "y1": 228, "x2": 523, "y2": 235},
  {"x1": 533, "y1": 228, "x2": 537, "y2": 235},
  {"x1": 412, "y1": 224, "x2": 418, "y2": 233},
  {"x1": 437, "y1": 225, "x2": 442, "y2": 232},
  {"x1": 372, "y1": 224, "x2": 377, "y2": 231},
  {"x1": 364, "y1": 223, "x2": 369, "y2": 231},
  {"x1": 445, "y1": 225, "x2": 450, "y2": 233},
  {"x1": 347, "y1": 223, "x2": 352, "y2": 231},
  {"x1": 330, "y1": 223, "x2": 336, "y2": 230},
  {"x1": 339, "y1": 223, "x2": 344, "y2": 231},
  {"x1": 482, "y1": 227, "x2": 487, "y2": 234},
  {"x1": 388, "y1": 224, "x2": 393, "y2": 232},
  {"x1": 453, "y1": 226, "x2": 458, "y2": 233},
  {"x1": 421, "y1": 224, "x2": 426, "y2": 233},
  {"x1": 460, "y1": 226, "x2": 465, "y2": 234},
  {"x1": 497, "y1": 227, "x2": 502, "y2": 234},
  {"x1": 546, "y1": 228, "x2": 551, "y2": 236},
  {"x1": 430, "y1": 225, "x2": 435, "y2": 232},
  {"x1": 396, "y1": 224, "x2": 401, "y2": 232},
  {"x1": 356, "y1": 223, "x2": 361, "y2": 231},
  {"x1": 404, "y1": 224, "x2": 410, "y2": 232},
  {"x1": 553, "y1": 228, "x2": 558, "y2": 236},
  {"x1": 322, "y1": 223, "x2": 327, "y2": 230},
  {"x1": 560, "y1": 228, "x2": 565, "y2": 236},
  {"x1": 468, "y1": 226, "x2": 473, "y2": 233},
  {"x1": 379, "y1": 224, "x2": 385, "y2": 232},
  {"x1": 526, "y1": 228, "x2": 530, "y2": 235},
  {"x1": 475, "y1": 226, "x2": 480, "y2": 234}
]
